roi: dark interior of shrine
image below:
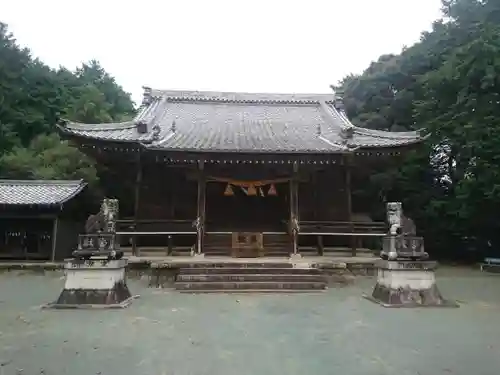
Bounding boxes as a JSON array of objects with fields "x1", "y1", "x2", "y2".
[
  {"x1": 0, "y1": 217, "x2": 53, "y2": 258},
  {"x1": 205, "y1": 181, "x2": 290, "y2": 232}
]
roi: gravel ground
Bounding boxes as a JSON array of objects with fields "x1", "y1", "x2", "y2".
[{"x1": 0, "y1": 267, "x2": 498, "y2": 375}]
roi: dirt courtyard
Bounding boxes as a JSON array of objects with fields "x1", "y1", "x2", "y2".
[{"x1": 0, "y1": 267, "x2": 499, "y2": 375}]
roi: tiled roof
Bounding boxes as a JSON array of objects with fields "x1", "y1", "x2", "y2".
[
  {"x1": 59, "y1": 89, "x2": 424, "y2": 153},
  {"x1": 0, "y1": 180, "x2": 87, "y2": 207},
  {"x1": 61, "y1": 121, "x2": 152, "y2": 143}
]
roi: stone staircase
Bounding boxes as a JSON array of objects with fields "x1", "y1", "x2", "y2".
[{"x1": 175, "y1": 262, "x2": 327, "y2": 293}]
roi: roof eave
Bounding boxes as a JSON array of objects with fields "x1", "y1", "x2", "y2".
[
  {"x1": 0, "y1": 202, "x2": 62, "y2": 210},
  {"x1": 142, "y1": 146, "x2": 353, "y2": 155},
  {"x1": 57, "y1": 180, "x2": 88, "y2": 205},
  {"x1": 0, "y1": 179, "x2": 88, "y2": 207},
  {"x1": 57, "y1": 125, "x2": 145, "y2": 145}
]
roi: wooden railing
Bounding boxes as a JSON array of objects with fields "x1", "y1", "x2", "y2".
[
  {"x1": 116, "y1": 219, "x2": 196, "y2": 235},
  {"x1": 297, "y1": 220, "x2": 387, "y2": 257},
  {"x1": 298, "y1": 220, "x2": 387, "y2": 236},
  {"x1": 116, "y1": 219, "x2": 387, "y2": 237},
  {"x1": 116, "y1": 218, "x2": 388, "y2": 257}
]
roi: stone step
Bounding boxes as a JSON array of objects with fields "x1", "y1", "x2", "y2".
[
  {"x1": 175, "y1": 281, "x2": 327, "y2": 291},
  {"x1": 177, "y1": 274, "x2": 325, "y2": 282},
  {"x1": 203, "y1": 247, "x2": 290, "y2": 252},
  {"x1": 203, "y1": 245, "x2": 290, "y2": 250},
  {"x1": 203, "y1": 254, "x2": 291, "y2": 258},
  {"x1": 178, "y1": 289, "x2": 325, "y2": 294},
  {"x1": 171, "y1": 250, "x2": 192, "y2": 256},
  {"x1": 179, "y1": 267, "x2": 320, "y2": 275},
  {"x1": 179, "y1": 262, "x2": 294, "y2": 269}
]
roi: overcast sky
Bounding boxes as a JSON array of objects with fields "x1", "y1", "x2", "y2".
[{"x1": 3, "y1": 0, "x2": 442, "y2": 104}]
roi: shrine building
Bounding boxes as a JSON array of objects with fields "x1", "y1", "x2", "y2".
[
  {"x1": 0, "y1": 179, "x2": 88, "y2": 260},
  {"x1": 58, "y1": 88, "x2": 425, "y2": 258}
]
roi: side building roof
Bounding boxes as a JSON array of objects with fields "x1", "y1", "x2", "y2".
[
  {"x1": 59, "y1": 88, "x2": 425, "y2": 154},
  {"x1": 0, "y1": 180, "x2": 87, "y2": 208}
]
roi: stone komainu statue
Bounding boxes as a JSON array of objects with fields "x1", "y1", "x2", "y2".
[
  {"x1": 386, "y1": 202, "x2": 416, "y2": 236},
  {"x1": 383, "y1": 201, "x2": 427, "y2": 261},
  {"x1": 85, "y1": 198, "x2": 119, "y2": 234}
]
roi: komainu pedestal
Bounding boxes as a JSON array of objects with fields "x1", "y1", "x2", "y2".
[
  {"x1": 46, "y1": 257, "x2": 136, "y2": 309},
  {"x1": 364, "y1": 260, "x2": 458, "y2": 308},
  {"x1": 45, "y1": 199, "x2": 137, "y2": 309}
]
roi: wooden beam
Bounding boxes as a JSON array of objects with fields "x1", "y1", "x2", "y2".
[
  {"x1": 132, "y1": 151, "x2": 143, "y2": 256},
  {"x1": 344, "y1": 155, "x2": 356, "y2": 257}
]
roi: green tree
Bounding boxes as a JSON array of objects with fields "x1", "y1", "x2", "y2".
[
  {"x1": 65, "y1": 84, "x2": 113, "y2": 123},
  {"x1": 0, "y1": 133, "x2": 98, "y2": 184},
  {"x1": 74, "y1": 60, "x2": 135, "y2": 121},
  {"x1": 414, "y1": 0, "x2": 500, "y2": 255},
  {"x1": 338, "y1": 0, "x2": 500, "y2": 259},
  {"x1": 0, "y1": 23, "x2": 63, "y2": 151},
  {"x1": 0, "y1": 22, "x2": 136, "y2": 195}
]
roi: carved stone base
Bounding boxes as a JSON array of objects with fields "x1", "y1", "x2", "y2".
[
  {"x1": 289, "y1": 253, "x2": 302, "y2": 260},
  {"x1": 44, "y1": 257, "x2": 138, "y2": 309},
  {"x1": 191, "y1": 252, "x2": 205, "y2": 258},
  {"x1": 380, "y1": 235, "x2": 429, "y2": 261},
  {"x1": 363, "y1": 260, "x2": 458, "y2": 308}
]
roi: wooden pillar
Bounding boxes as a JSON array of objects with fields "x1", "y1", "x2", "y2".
[
  {"x1": 169, "y1": 170, "x2": 176, "y2": 218},
  {"x1": 289, "y1": 162, "x2": 299, "y2": 256},
  {"x1": 51, "y1": 217, "x2": 58, "y2": 262},
  {"x1": 132, "y1": 151, "x2": 143, "y2": 256},
  {"x1": 313, "y1": 170, "x2": 319, "y2": 220},
  {"x1": 344, "y1": 154, "x2": 356, "y2": 257},
  {"x1": 317, "y1": 235, "x2": 324, "y2": 256},
  {"x1": 313, "y1": 170, "x2": 321, "y2": 255},
  {"x1": 195, "y1": 160, "x2": 206, "y2": 255},
  {"x1": 167, "y1": 235, "x2": 173, "y2": 255}
]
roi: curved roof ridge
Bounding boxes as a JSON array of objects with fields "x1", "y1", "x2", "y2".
[
  {"x1": 318, "y1": 101, "x2": 353, "y2": 132},
  {"x1": 65, "y1": 120, "x2": 136, "y2": 132},
  {"x1": 148, "y1": 88, "x2": 336, "y2": 104},
  {"x1": 353, "y1": 127, "x2": 423, "y2": 140},
  {"x1": 135, "y1": 96, "x2": 167, "y2": 124}
]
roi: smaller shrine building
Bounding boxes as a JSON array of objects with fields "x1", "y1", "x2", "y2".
[{"x1": 0, "y1": 180, "x2": 88, "y2": 260}]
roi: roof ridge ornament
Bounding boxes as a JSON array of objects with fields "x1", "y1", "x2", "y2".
[
  {"x1": 142, "y1": 86, "x2": 153, "y2": 106},
  {"x1": 329, "y1": 84, "x2": 349, "y2": 116},
  {"x1": 136, "y1": 121, "x2": 148, "y2": 134},
  {"x1": 329, "y1": 90, "x2": 356, "y2": 142},
  {"x1": 58, "y1": 118, "x2": 70, "y2": 127},
  {"x1": 333, "y1": 95, "x2": 346, "y2": 113},
  {"x1": 341, "y1": 126, "x2": 354, "y2": 140},
  {"x1": 152, "y1": 124, "x2": 161, "y2": 141}
]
